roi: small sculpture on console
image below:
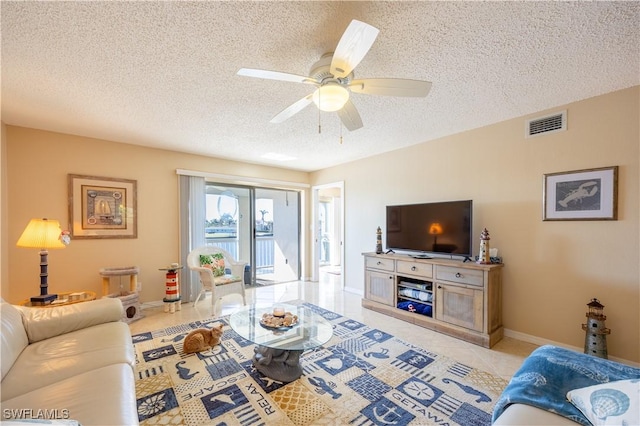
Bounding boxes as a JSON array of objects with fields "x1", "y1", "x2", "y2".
[
  {"x1": 476, "y1": 228, "x2": 491, "y2": 264},
  {"x1": 376, "y1": 226, "x2": 383, "y2": 254}
]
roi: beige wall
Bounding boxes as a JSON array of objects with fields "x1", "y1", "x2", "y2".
[
  {"x1": 3, "y1": 86, "x2": 638, "y2": 363},
  {"x1": 5, "y1": 127, "x2": 309, "y2": 304},
  {"x1": 311, "y1": 86, "x2": 639, "y2": 363}
]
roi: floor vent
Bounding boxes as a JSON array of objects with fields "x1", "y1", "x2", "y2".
[{"x1": 526, "y1": 110, "x2": 566, "y2": 138}]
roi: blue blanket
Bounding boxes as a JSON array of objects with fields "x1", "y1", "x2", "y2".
[{"x1": 492, "y1": 345, "x2": 640, "y2": 424}]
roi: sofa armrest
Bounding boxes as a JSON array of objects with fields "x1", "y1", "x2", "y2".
[{"x1": 16, "y1": 297, "x2": 124, "y2": 343}]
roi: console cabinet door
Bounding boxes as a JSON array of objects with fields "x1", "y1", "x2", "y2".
[
  {"x1": 435, "y1": 283, "x2": 483, "y2": 331},
  {"x1": 365, "y1": 270, "x2": 395, "y2": 306}
]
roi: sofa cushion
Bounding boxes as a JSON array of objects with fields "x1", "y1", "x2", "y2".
[
  {"x1": 0, "y1": 301, "x2": 29, "y2": 381},
  {"x1": 214, "y1": 274, "x2": 242, "y2": 286},
  {"x1": 492, "y1": 403, "x2": 579, "y2": 425},
  {"x1": 1, "y1": 364, "x2": 137, "y2": 426},
  {"x1": 1, "y1": 321, "x2": 134, "y2": 401},
  {"x1": 17, "y1": 297, "x2": 123, "y2": 343}
]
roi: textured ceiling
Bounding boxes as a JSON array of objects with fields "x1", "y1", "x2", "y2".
[{"x1": 2, "y1": 2, "x2": 639, "y2": 172}]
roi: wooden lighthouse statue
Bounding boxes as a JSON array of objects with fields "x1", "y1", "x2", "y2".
[
  {"x1": 160, "y1": 263, "x2": 183, "y2": 313},
  {"x1": 582, "y1": 298, "x2": 610, "y2": 359},
  {"x1": 476, "y1": 228, "x2": 491, "y2": 264}
]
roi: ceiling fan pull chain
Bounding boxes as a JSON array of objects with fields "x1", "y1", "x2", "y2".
[
  {"x1": 318, "y1": 96, "x2": 322, "y2": 134},
  {"x1": 340, "y1": 119, "x2": 343, "y2": 145}
]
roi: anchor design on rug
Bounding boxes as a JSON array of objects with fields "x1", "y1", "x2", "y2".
[
  {"x1": 373, "y1": 403, "x2": 403, "y2": 424},
  {"x1": 442, "y1": 377, "x2": 491, "y2": 402},
  {"x1": 363, "y1": 348, "x2": 389, "y2": 359},
  {"x1": 308, "y1": 376, "x2": 342, "y2": 399},
  {"x1": 176, "y1": 360, "x2": 199, "y2": 380}
]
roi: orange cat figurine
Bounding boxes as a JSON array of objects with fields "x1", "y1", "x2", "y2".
[{"x1": 183, "y1": 323, "x2": 223, "y2": 354}]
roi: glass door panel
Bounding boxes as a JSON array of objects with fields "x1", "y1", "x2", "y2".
[
  {"x1": 205, "y1": 184, "x2": 252, "y2": 282},
  {"x1": 205, "y1": 184, "x2": 300, "y2": 287},
  {"x1": 255, "y1": 188, "x2": 300, "y2": 285}
]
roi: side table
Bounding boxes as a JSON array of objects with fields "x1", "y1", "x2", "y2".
[
  {"x1": 18, "y1": 291, "x2": 97, "y2": 307},
  {"x1": 159, "y1": 264, "x2": 183, "y2": 313}
]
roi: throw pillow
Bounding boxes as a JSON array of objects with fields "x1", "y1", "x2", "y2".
[
  {"x1": 199, "y1": 253, "x2": 225, "y2": 277},
  {"x1": 210, "y1": 253, "x2": 225, "y2": 277},
  {"x1": 567, "y1": 379, "x2": 639, "y2": 426},
  {"x1": 199, "y1": 254, "x2": 213, "y2": 267}
]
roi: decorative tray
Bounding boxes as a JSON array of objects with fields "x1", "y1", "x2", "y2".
[{"x1": 259, "y1": 312, "x2": 299, "y2": 330}]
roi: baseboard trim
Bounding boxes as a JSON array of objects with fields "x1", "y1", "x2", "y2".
[
  {"x1": 140, "y1": 300, "x2": 164, "y2": 309},
  {"x1": 504, "y1": 328, "x2": 638, "y2": 367},
  {"x1": 344, "y1": 286, "x2": 364, "y2": 296}
]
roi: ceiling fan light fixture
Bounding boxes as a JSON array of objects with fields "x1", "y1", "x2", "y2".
[{"x1": 312, "y1": 83, "x2": 349, "y2": 112}]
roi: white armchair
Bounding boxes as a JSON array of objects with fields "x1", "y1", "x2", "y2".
[{"x1": 187, "y1": 246, "x2": 247, "y2": 311}]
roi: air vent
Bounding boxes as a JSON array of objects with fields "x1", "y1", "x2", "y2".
[{"x1": 526, "y1": 110, "x2": 567, "y2": 138}]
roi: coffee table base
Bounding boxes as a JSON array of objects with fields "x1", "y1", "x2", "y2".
[{"x1": 253, "y1": 346, "x2": 303, "y2": 383}]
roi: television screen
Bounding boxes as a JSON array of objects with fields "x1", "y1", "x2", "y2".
[{"x1": 386, "y1": 200, "x2": 473, "y2": 257}]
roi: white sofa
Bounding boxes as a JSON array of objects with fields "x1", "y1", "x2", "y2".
[
  {"x1": 493, "y1": 403, "x2": 578, "y2": 425},
  {"x1": 1, "y1": 298, "x2": 138, "y2": 425},
  {"x1": 492, "y1": 345, "x2": 640, "y2": 425}
]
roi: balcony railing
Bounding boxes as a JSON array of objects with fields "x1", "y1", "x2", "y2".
[{"x1": 205, "y1": 235, "x2": 274, "y2": 277}]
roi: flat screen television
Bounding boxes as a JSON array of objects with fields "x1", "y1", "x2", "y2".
[{"x1": 386, "y1": 200, "x2": 473, "y2": 258}]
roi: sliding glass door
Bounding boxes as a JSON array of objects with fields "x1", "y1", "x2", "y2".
[
  {"x1": 254, "y1": 188, "x2": 300, "y2": 285},
  {"x1": 205, "y1": 185, "x2": 251, "y2": 278},
  {"x1": 205, "y1": 183, "x2": 300, "y2": 286}
]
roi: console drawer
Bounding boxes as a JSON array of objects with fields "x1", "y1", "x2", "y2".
[
  {"x1": 397, "y1": 260, "x2": 433, "y2": 278},
  {"x1": 365, "y1": 256, "x2": 394, "y2": 272},
  {"x1": 436, "y1": 265, "x2": 483, "y2": 287}
]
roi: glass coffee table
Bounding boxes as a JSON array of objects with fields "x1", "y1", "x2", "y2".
[{"x1": 229, "y1": 303, "x2": 333, "y2": 383}]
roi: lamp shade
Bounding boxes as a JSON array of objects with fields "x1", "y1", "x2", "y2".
[
  {"x1": 429, "y1": 223, "x2": 443, "y2": 235},
  {"x1": 17, "y1": 218, "x2": 65, "y2": 249},
  {"x1": 312, "y1": 83, "x2": 350, "y2": 112}
]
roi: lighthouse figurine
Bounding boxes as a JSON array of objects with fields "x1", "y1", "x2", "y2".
[
  {"x1": 376, "y1": 226, "x2": 383, "y2": 254},
  {"x1": 476, "y1": 228, "x2": 491, "y2": 264},
  {"x1": 160, "y1": 263, "x2": 183, "y2": 313},
  {"x1": 582, "y1": 298, "x2": 610, "y2": 359}
]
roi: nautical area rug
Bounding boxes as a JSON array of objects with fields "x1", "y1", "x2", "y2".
[{"x1": 132, "y1": 301, "x2": 508, "y2": 425}]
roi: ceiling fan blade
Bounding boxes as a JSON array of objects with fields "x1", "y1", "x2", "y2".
[
  {"x1": 337, "y1": 99, "x2": 363, "y2": 131},
  {"x1": 349, "y1": 78, "x2": 432, "y2": 97},
  {"x1": 330, "y1": 20, "x2": 379, "y2": 78},
  {"x1": 237, "y1": 68, "x2": 319, "y2": 85},
  {"x1": 270, "y1": 94, "x2": 314, "y2": 123}
]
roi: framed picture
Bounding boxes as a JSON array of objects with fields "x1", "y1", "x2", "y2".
[
  {"x1": 543, "y1": 166, "x2": 618, "y2": 221},
  {"x1": 68, "y1": 174, "x2": 137, "y2": 238}
]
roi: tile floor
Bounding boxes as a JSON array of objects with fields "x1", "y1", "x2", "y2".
[{"x1": 129, "y1": 271, "x2": 538, "y2": 382}]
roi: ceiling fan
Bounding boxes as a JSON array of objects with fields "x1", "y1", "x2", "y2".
[{"x1": 237, "y1": 19, "x2": 432, "y2": 132}]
